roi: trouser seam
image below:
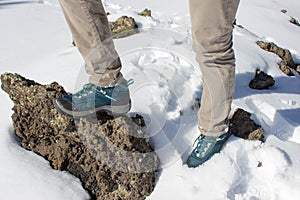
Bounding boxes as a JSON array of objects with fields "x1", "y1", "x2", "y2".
[{"x1": 80, "y1": 0, "x2": 102, "y2": 54}]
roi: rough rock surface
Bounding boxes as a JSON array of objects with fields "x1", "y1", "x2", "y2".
[
  {"x1": 256, "y1": 41, "x2": 299, "y2": 76},
  {"x1": 230, "y1": 108, "x2": 265, "y2": 142},
  {"x1": 249, "y1": 69, "x2": 275, "y2": 90},
  {"x1": 1, "y1": 73, "x2": 159, "y2": 200},
  {"x1": 139, "y1": 9, "x2": 152, "y2": 17},
  {"x1": 109, "y1": 16, "x2": 139, "y2": 39}
]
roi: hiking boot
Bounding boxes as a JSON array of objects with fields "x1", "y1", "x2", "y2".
[
  {"x1": 187, "y1": 133, "x2": 229, "y2": 168},
  {"x1": 54, "y1": 80, "x2": 133, "y2": 118}
]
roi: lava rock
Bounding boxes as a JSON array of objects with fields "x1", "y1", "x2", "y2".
[
  {"x1": 109, "y1": 16, "x2": 139, "y2": 39},
  {"x1": 139, "y1": 9, "x2": 152, "y2": 17},
  {"x1": 256, "y1": 41, "x2": 299, "y2": 76},
  {"x1": 230, "y1": 108, "x2": 264, "y2": 142},
  {"x1": 1, "y1": 73, "x2": 159, "y2": 200},
  {"x1": 249, "y1": 69, "x2": 275, "y2": 90}
]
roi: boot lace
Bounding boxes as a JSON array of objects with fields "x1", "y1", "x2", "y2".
[{"x1": 194, "y1": 135, "x2": 214, "y2": 158}]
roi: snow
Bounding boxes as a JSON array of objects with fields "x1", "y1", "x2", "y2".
[{"x1": 0, "y1": 0, "x2": 300, "y2": 199}]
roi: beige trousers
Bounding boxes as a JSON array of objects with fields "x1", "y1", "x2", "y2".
[
  {"x1": 59, "y1": 0, "x2": 240, "y2": 137},
  {"x1": 189, "y1": 0, "x2": 240, "y2": 136},
  {"x1": 58, "y1": 0, "x2": 124, "y2": 87}
]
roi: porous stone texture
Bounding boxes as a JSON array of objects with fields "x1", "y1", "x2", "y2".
[
  {"x1": 249, "y1": 69, "x2": 275, "y2": 90},
  {"x1": 256, "y1": 41, "x2": 299, "y2": 76},
  {"x1": 1, "y1": 73, "x2": 159, "y2": 200},
  {"x1": 109, "y1": 16, "x2": 139, "y2": 39},
  {"x1": 230, "y1": 108, "x2": 265, "y2": 142}
]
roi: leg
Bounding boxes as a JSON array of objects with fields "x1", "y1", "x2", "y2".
[
  {"x1": 55, "y1": 0, "x2": 130, "y2": 117},
  {"x1": 187, "y1": 0, "x2": 240, "y2": 167},
  {"x1": 58, "y1": 0, "x2": 124, "y2": 87},
  {"x1": 190, "y1": 0, "x2": 240, "y2": 137}
]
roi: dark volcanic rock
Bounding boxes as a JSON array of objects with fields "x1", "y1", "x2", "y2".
[
  {"x1": 256, "y1": 41, "x2": 299, "y2": 76},
  {"x1": 249, "y1": 69, "x2": 275, "y2": 90},
  {"x1": 1, "y1": 73, "x2": 159, "y2": 200},
  {"x1": 109, "y1": 16, "x2": 139, "y2": 39},
  {"x1": 230, "y1": 108, "x2": 264, "y2": 142},
  {"x1": 290, "y1": 17, "x2": 300, "y2": 27},
  {"x1": 280, "y1": 9, "x2": 287, "y2": 14}
]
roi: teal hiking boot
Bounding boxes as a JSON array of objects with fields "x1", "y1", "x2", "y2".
[
  {"x1": 54, "y1": 80, "x2": 133, "y2": 118},
  {"x1": 187, "y1": 133, "x2": 229, "y2": 168}
]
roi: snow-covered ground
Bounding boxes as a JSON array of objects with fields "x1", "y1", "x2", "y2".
[{"x1": 1, "y1": 0, "x2": 300, "y2": 199}]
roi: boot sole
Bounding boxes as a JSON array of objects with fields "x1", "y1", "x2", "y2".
[{"x1": 53, "y1": 99, "x2": 131, "y2": 119}]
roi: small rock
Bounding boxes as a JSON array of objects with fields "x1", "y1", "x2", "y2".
[
  {"x1": 256, "y1": 41, "x2": 297, "y2": 76},
  {"x1": 139, "y1": 9, "x2": 152, "y2": 17},
  {"x1": 249, "y1": 69, "x2": 275, "y2": 90},
  {"x1": 279, "y1": 60, "x2": 294, "y2": 76},
  {"x1": 290, "y1": 17, "x2": 300, "y2": 27},
  {"x1": 281, "y1": 9, "x2": 287, "y2": 14},
  {"x1": 109, "y1": 16, "x2": 139, "y2": 39},
  {"x1": 230, "y1": 108, "x2": 264, "y2": 142},
  {"x1": 257, "y1": 161, "x2": 263, "y2": 167}
]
